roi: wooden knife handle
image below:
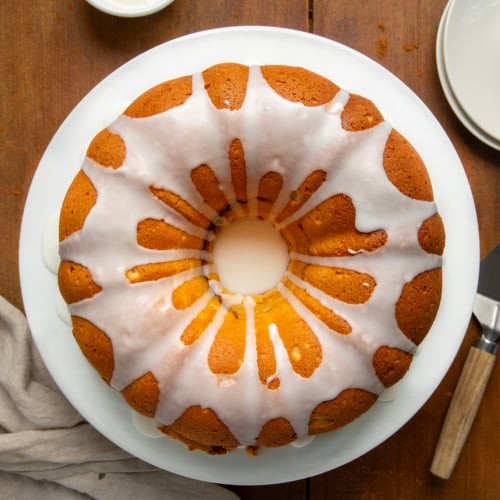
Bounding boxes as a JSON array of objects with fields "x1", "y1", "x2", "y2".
[{"x1": 430, "y1": 346, "x2": 496, "y2": 479}]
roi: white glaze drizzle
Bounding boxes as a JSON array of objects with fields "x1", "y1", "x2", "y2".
[
  {"x1": 42, "y1": 212, "x2": 61, "y2": 274},
  {"x1": 59, "y1": 65, "x2": 442, "y2": 446},
  {"x1": 132, "y1": 411, "x2": 165, "y2": 438}
]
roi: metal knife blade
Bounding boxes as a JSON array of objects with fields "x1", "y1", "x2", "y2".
[
  {"x1": 477, "y1": 243, "x2": 500, "y2": 301},
  {"x1": 473, "y1": 243, "x2": 500, "y2": 354},
  {"x1": 431, "y1": 243, "x2": 500, "y2": 479}
]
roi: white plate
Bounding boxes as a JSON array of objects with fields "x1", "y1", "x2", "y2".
[
  {"x1": 443, "y1": 0, "x2": 500, "y2": 142},
  {"x1": 436, "y1": 1, "x2": 500, "y2": 150},
  {"x1": 19, "y1": 26, "x2": 479, "y2": 485}
]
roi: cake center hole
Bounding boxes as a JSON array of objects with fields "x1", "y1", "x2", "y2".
[{"x1": 212, "y1": 218, "x2": 289, "y2": 295}]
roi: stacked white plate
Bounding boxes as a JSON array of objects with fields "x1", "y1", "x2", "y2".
[{"x1": 436, "y1": 0, "x2": 500, "y2": 150}]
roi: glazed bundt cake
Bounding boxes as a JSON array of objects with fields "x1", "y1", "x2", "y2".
[{"x1": 58, "y1": 63, "x2": 445, "y2": 455}]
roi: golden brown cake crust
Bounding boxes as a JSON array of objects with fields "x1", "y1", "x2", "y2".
[
  {"x1": 87, "y1": 129, "x2": 126, "y2": 170},
  {"x1": 59, "y1": 170, "x2": 97, "y2": 241},
  {"x1": 281, "y1": 194, "x2": 388, "y2": 257},
  {"x1": 121, "y1": 372, "x2": 159, "y2": 418},
  {"x1": 373, "y1": 346, "x2": 413, "y2": 387},
  {"x1": 396, "y1": 268, "x2": 443, "y2": 345},
  {"x1": 419, "y1": 214, "x2": 446, "y2": 255},
  {"x1": 124, "y1": 75, "x2": 192, "y2": 118},
  {"x1": 58, "y1": 261, "x2": 101, "y2": 304},
  {"x1": 341, "y1": 94, "x2": 384, "y2": 131},
  {"x1": 58, "y1": 62, "x2": 445, "y2": 455},
  {"x1": 383, "y1": 129, "x2": 434, "y2": 201},
  {"x1": 160, "y1": 406, "x2": 240, "y2": 454},
  {"x1": 262, "y1": 65, "x2": 340, "y2": 106},
  {"x1": 71, "y1": 316, "x2": 114, "y2": 384},
  {"x1": 203, "y1": 63, "x2": 249, "y2": 110},
  {"x1": 256, "y1": 418, "x2": 297, "y2": 447},
  {"x1": 308, "y1": 389, "x2": 378, "y2": 434}
]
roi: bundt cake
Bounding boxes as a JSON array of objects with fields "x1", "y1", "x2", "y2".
[{"x1": 58, "y1": 62, "x2": 445, "y2": 455}]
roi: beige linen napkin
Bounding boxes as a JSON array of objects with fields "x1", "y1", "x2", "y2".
[{"x1": 0, "y1": 295, "x2": 239, "y2": 499}]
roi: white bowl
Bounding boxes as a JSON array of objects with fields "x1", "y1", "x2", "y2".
[{"x1": 86, "y1": 0, "x2": 174, "y2": 18}]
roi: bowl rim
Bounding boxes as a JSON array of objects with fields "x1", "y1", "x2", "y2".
[{"x1": 85, "y1": 0, "x2": 175, "y2": 18}]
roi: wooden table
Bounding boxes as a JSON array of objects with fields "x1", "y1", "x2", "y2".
[{"x1": 1, "y1": 1, "x2": 498, "y2": 498}]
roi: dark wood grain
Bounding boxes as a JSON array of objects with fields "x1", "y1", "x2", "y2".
[{"x1": 1, "y1": 1, "x2": 498, "y2": 499}]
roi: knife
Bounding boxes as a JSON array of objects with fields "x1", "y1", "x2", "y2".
[{"x1": 431, "y1": 243, "x2": 500, "y2": 479}]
